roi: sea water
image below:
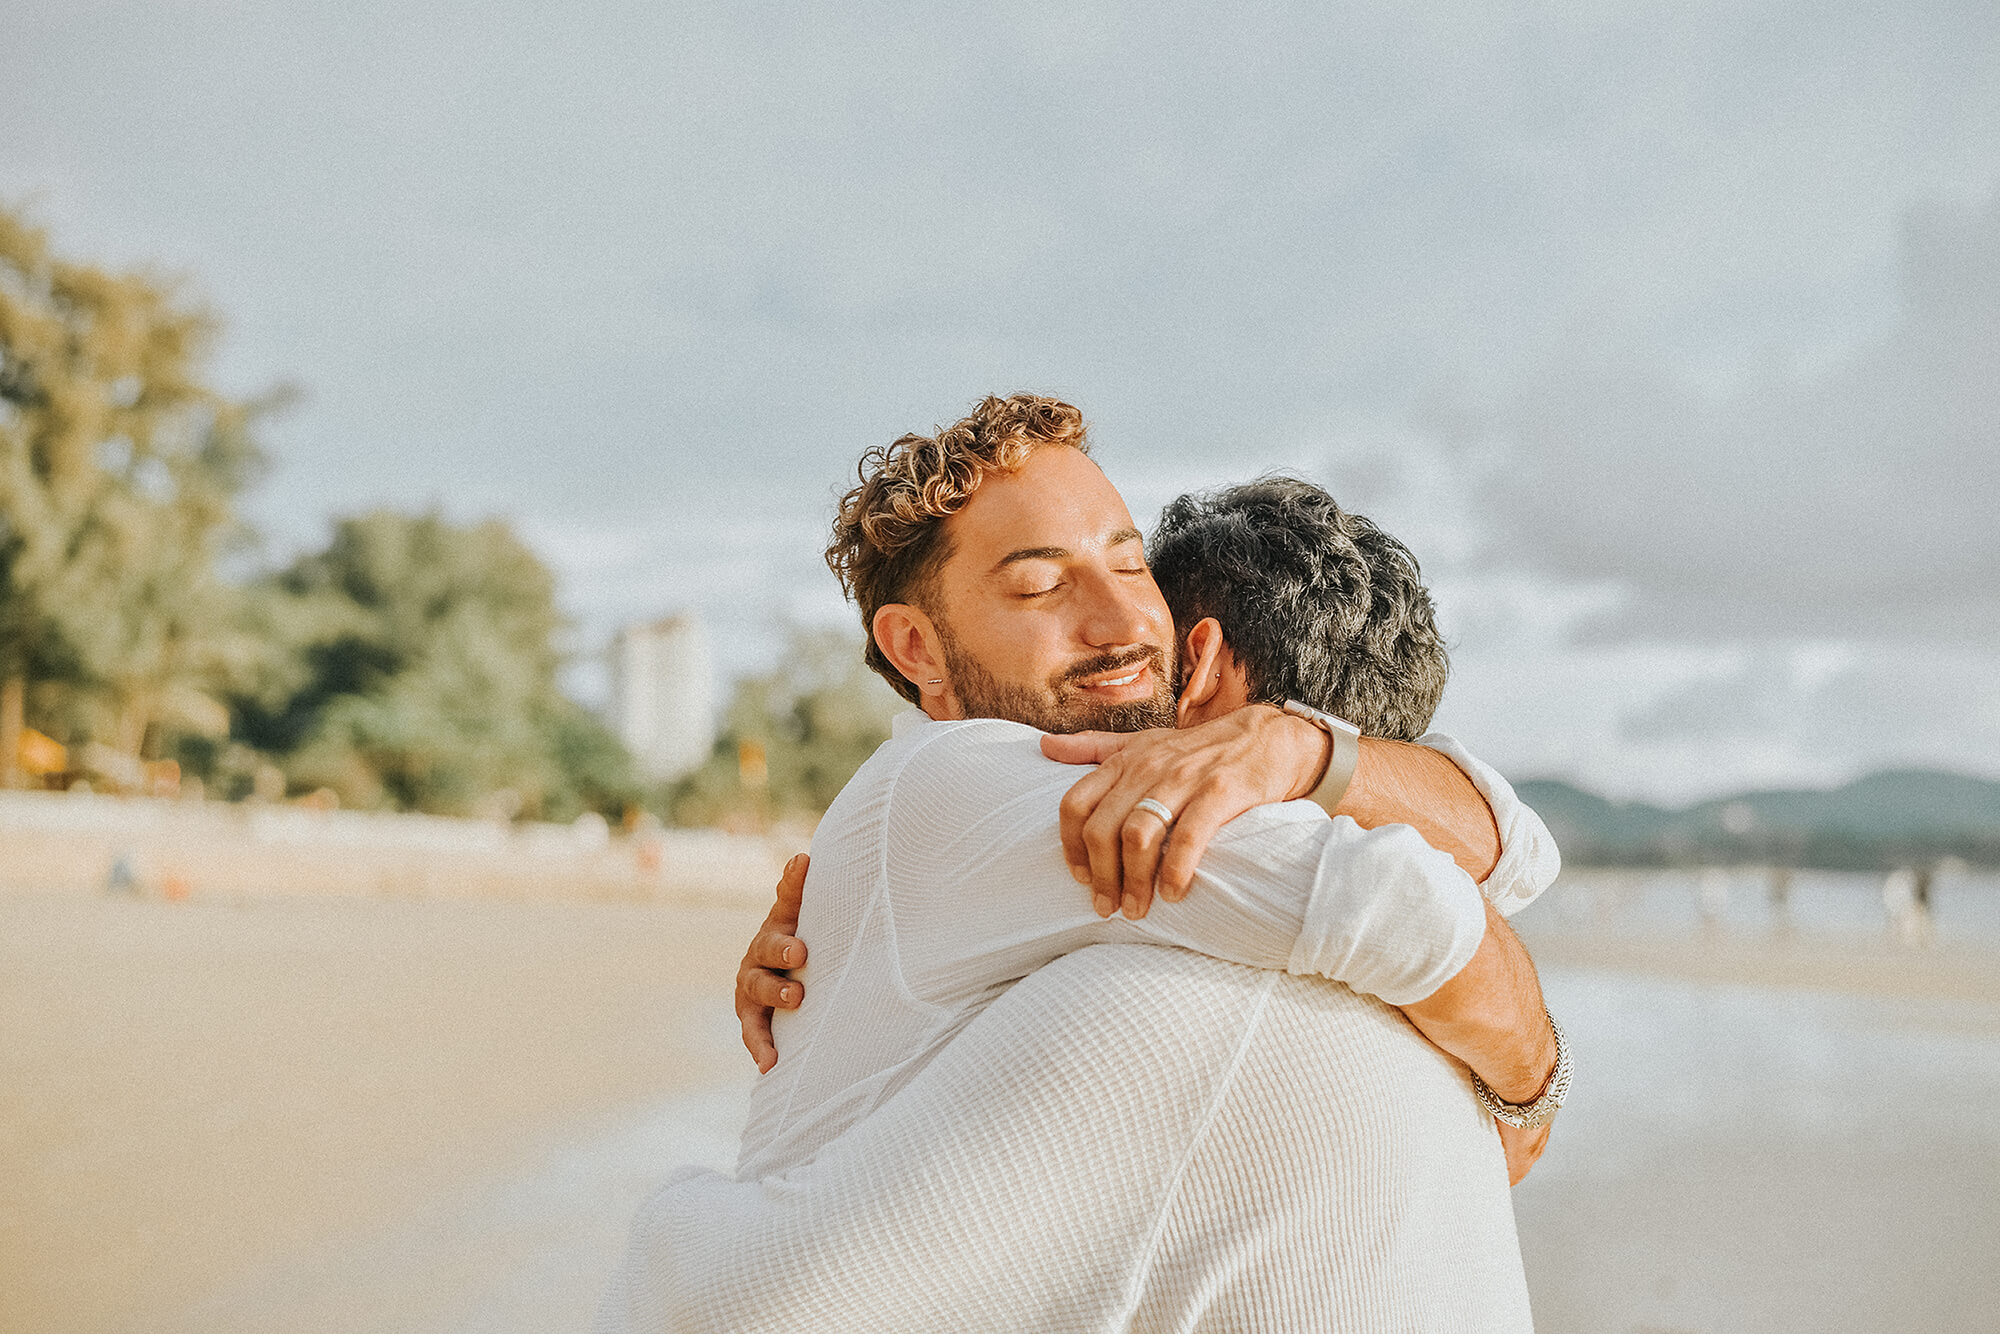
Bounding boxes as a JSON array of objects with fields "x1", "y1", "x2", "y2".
[{"x1": 1526, "y1": 865, "x2": 2000, "y2": 946}]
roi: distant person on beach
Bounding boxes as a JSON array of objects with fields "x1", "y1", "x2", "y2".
[{"x1": 598, "y1": 397, "x2": 1566, "y2": 1331}]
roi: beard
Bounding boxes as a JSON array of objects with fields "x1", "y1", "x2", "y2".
[{"x1": 935, "y1": 618, "x2": 1176, "y2": 734}]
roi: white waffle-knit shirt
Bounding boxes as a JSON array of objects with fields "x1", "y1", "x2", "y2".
[{"x1": 599, "y1": 713, "x2": 1558, "y2": 1332}]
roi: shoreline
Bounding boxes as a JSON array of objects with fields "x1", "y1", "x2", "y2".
[
  {"x1": 0, "y1": 787, "x2": 803, "y2": 907},
  {"x1": 1520, "y1": 925, "x2": 2000, "y2": 1008}
]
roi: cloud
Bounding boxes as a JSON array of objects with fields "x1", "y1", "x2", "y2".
[
  {"x1": 1482, "y1": 192, "x2": 2000, "y2": 645},
  {"x1": 10, "y1": 0, "x2": 2000, "y2": 795}
]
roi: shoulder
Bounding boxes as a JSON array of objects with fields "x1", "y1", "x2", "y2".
[
  {"x1": 1413, "y1": 731, "x2": 1491, "y2": 784},
  {"x1": 822, "y1": 717, "x2": 1042, "y2": 794},
  {"x1": 876, "y1": 718, "x2": 1083, "y2": 856},
  {"x1": 892, "y1": 716, "x2": 1063, "y2": 787},
  {"x1": 1411, "y1": 731, "x2": 1524, "y2": 814}
]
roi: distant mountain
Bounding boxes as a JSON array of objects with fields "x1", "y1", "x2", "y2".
[{"x1": 1514, "y1": 769, "x2": 2000, "y2": 870}]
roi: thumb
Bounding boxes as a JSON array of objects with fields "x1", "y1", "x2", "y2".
[{"x1": 1040, "y1": 730, "x2": 1128, "y2": 765}]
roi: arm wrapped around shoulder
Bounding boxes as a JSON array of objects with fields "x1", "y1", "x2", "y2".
[
  {"x1": 1285, "y1": 819, "x2": 1488, "y2": 1007},
  {"x1": 1416, "y1": 732, "x2": 1561, "y2": 916}
]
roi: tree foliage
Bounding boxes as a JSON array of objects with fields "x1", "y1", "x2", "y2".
[
  {"x1": 0, "y1": 202, "x2": 263, "y2": 770},
  {"x1": 0, "y1": 205, "x2": 641, "y2": 818},
  {"x1": 670, "y1": 627, "x2": 902, "y2": 827},
  {"x1": 231, "y1": 511, "x2": 641, "y2": 819}
]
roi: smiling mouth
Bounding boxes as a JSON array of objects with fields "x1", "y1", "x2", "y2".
[{"x1": 1069, "y1": 657, "x2": 1156, "y2": 692}]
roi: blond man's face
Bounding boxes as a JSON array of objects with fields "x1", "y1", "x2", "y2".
[{"x1": 924, "y1": 446, "x2": 1176, "y2": 733}]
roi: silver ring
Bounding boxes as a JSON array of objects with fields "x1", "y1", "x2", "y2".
[{"x1": 1133, "y1": 797, "x2": 1175, "y2": 826}]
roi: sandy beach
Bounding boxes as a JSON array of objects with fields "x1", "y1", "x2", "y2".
[
  {"x1": 0, "y1": 889, "x2": 765, "y2": 1334},
  {"x1": 6, "y1": 869, "x2": 1999, "y2": 1333}
]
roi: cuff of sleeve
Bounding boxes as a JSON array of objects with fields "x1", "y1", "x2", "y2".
[
  {"x1": 1417, "y1": 731, "x2": 1561, "y2": 918},
  {"x1": 1286, "y1": 820, "x2": 1488, "y2": 1006}
]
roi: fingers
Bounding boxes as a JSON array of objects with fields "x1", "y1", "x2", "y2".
[
  {"x1": 745, "y1": 927, "x2": 807, "y2": 973},
  {"x1": 1040, "y1": 730, "x2": 1129, "y2": 765},
  {"x1": 1059, "y1": 758, "x2": 1126, "y2": 898},
  {"x1": 1061, "y1": 720, "x2": 1293, "y2": 916},
  {"x1": 745, "y1": 856, "x2": 809, "y2": 971},
  {"x1": 1084, "y1": 763, "x2": 1192, "y2": 918},
  {"x1": 1067, "y1": 743, "x2": 1225, "y2": 916},
  {"x1": 766, "y1": 853, "x2": 809, "y2": 933},
  {"x1": 1056, "y1": 724, "x2": 1278, "y2": 918},
  {"x1": 1079, "y1": 767, "x2": 1151, "y2": 912},
  {"x1": 1053, "y1": 732, "x2": 1176, "y2": 898},
  {"x1": 734, "y1": 961, "x2": 776, "y2": 1071},
  {"x1": 742, "y1": 966, "x2": 802, "y2": 1011},
  {"x1": 736, "y1": 853, "x2": 812, "y2": 1074},
  {"x1": 740, "y1": 1007, "x2": 778, "y2": 1073},
  {"x1": 1106, "y1": 761, "x2": 1252, "y2": 913},
  {"x1": 735, "y1": 964, "x2": 803, "y2": 1074},
  {"x1": 735, "y1": 929, "x2": 803, "y2": 1075},
  {"x1": 1117, "y1": 800, "x2": 1172, "y2": 919},
  {"x1": 1154, "y1": 789, "x2": 1239, "y2": 902}
]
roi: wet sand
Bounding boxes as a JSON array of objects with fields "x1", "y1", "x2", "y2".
[{"x1": 1517, "y1": 964, "x2": 2000, "y2": 1334}]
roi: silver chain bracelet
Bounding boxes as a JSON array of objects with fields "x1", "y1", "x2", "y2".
[{"x1": 1470, "y1": 1010, "x2": 1571, "y2": 1130}]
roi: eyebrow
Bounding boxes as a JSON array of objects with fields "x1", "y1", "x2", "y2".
[{"x1": 991, "y1": 528, "x2": 1145, "y2": 572}]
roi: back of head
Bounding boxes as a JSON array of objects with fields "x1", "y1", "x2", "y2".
[
  {"x1": 826, "y1": 394, "x2": 1089, "y2": 703},
  {"x1": 1149, "y1": 477, "x2": 1447, "y2": 740}
]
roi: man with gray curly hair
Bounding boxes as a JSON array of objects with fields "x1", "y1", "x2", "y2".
[
  {"x1": 602, "y1": 397, "x2": 1559, "y2": 1331},
  {"x1": 1148, "y1": 476, "x2": 1448, "y2": 743}
]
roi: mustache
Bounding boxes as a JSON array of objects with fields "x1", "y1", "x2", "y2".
[{"x1": 1055, "y1": 646, "x2": 1167, "y2": 689}]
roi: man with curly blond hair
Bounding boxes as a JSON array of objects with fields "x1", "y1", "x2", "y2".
[
  {"x1": 829, "y1": 394, "x2": 1177, "y2": 736},
  {"x1": 600, "y1": 394, "x2": 1560, "y2": 1331}
]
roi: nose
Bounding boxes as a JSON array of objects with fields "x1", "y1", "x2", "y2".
[{"x1": 1074, "y1": 564, "x2": 1165, "y2": 650}]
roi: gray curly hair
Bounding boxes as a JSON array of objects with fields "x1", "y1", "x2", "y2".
[{"x1": 1148, "y1": 476, "x2": 1448, "y2": 740}]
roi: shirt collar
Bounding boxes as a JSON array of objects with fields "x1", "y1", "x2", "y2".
[{"x1": 891, "y1": 707, "x2": 936, "y2": 739}]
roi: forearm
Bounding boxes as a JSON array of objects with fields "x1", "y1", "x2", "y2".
[
  {"x1": 1397, "y1": 898, "x2": 1555, "y2": 1103},
  {"x1": 898, "y1": 762, "x2": 1327, "y2": 1002},
  {"x1": 1321, "y1": 737, "x2": 1501, "y2": 882}
]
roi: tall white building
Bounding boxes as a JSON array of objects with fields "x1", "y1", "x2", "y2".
[{"x1": 611, "y1": 613, "x2": 716, "y2": 783}]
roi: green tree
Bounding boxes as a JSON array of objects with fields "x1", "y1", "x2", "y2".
[
  {"x1": 0, "y1": 203, "x2": 262, "y2": 780},
  {"x1": 232, "y1": 510, "x2": 640, "y2": 817},
  {"x1": 670, "y1": 627, "x2": 902, "y2": 826}
]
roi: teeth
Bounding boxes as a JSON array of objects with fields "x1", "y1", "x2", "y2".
[{"x1": 1099, "y1": 670, "x2": 1142, "y2": 687}]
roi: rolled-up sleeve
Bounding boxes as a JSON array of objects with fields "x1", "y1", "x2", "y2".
[
  {"x1": 886, "y1": 721, "x2": 1489, "y2": 1010},
  {"x1": 1283, "y1": 818, "x2": 1488, "y2": 1005},
  {"x1": 1418, "y1": 732, "x2": 1562, "y2": 918}
]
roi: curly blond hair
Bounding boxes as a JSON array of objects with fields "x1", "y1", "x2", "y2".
[{"x1": 827, "y1": 394, "x2": 1090, "y2": 702}]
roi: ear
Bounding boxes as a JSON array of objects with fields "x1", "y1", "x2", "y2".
[
  {"x1": 872, "y1": 603, "x2": 955, "y2": 717},
  {"x1": 1175, "y1": 617, "x2": 1228, "y2": 727}
]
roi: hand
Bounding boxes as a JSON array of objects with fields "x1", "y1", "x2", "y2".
[
  {"x1": 735, "y1": 853, "x2": 810, "y2": 1074},
  {"x1": 1040, "y1": 704, "x2": 1329, "y2": 919},
  {"x1": 1497, "y1": 1117, "x2": 1551, "y2": 1185}
]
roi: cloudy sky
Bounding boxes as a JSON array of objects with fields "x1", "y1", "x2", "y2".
[{"x1": 5, "y1": 0, "x2": 1996, "y2": 801}]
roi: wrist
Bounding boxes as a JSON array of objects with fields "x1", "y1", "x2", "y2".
[
  {"x1": 1263, "y1": 707, "x2": 1331, "y2": 801},
  {"x1": 1487, "y1": 1029, "x2": 1559, "y2": 1105},
  {"x1": 1280, "y1": 700, "x2": 1360, "y2": 807},
  {"x1": 1472, "y1": 1011, "x2": 1571, "y2": 1128}
]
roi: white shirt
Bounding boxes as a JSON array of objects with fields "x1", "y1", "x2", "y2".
[{"x1": 598, "y1": 714, "x2": 1557, "y2": 1332}]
